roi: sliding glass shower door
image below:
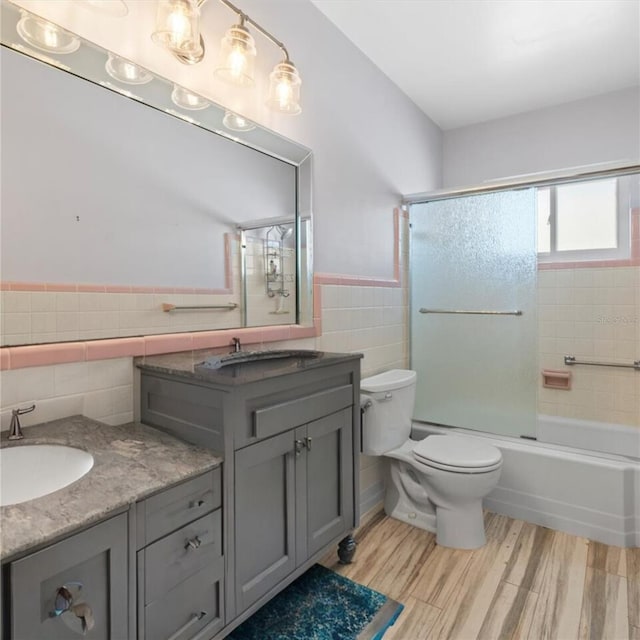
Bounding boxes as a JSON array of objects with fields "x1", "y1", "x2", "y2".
[{"x1": 410, "y1": 190, "x2": 537, "y2": 438}]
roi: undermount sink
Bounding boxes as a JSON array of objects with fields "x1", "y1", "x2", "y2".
[
  {"x1": 198, "y1": 349, "x2": 323, "y2": 370},
  {"x1": 0, "y1": 444, "x2": 94, "y2": 507}
]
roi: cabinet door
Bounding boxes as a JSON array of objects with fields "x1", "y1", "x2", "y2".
[
  {"x1": 234, "y1": 431, "x2": 296, "y2": 613},
  {"x1": 10, "y1": 513, "x2": 128, "y2": 639},
  {"x1": 303, "y1": 408, "x2": 354, "y2": 558}
]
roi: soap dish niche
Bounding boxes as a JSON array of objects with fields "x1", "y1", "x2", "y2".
[{"x1": 541, "y1": 369, "x2": 572, "y2": 390}]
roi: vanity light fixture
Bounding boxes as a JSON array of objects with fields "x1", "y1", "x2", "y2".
[
  {"x1": 152, "y1": 0, "x2": 204, "y2": 64},
  {"x1": 222, "y1": 110, "x2": 255, "y2": 132},
  {"x1": 105, "y1": 53, "x2": 153, "y2": 85},
  {"x1": 171, "y1": 84, "x2": 211, "y2": 110},
  {"x1": 151, "y1": 0, "x2": 302, "y2": 115},
  {"x1": 16, "y1": 11, "x2": 80, "y2": 54},
  {"x1": 213, "y1": 16, "x2": 256, "y2": 87}
]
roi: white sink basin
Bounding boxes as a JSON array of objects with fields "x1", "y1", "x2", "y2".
[{"x1": 0, "y1": 445, "x2": 94, "y2": 507}]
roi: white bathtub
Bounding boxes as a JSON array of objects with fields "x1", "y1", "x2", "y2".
[{"x1": 411, "y1": 419, "x2": 640, "y2": 548}]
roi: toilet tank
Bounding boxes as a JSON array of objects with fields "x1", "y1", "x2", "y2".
[{"x1": 360, "y1": 369, "x2": 417, "y2": 456}]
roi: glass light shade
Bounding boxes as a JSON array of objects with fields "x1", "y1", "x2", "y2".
[
  {"x1": 213, "y1": 24, "x2": 256, "y2": 87},
  {"x1": 266, "y1": 61, "x2": 302, "y2": 115},
  {"x1": 223, "y1": 110, "x2": 256, "y2": 132},
  {"x1": 152, "y1": 0, "x2": 200, "y2": 55},
  {"x1": 105, "y1": 53, "x2": 153, "y2": 85},
  {"x1": 16, "y1": 12, "x2": 80, "y2": 54},
  {"x1": 171, "y1": 85, "x2": 210, "y2": 110},
  {"x1": 81, "y1": 0, "x2": 129, "y2": 17}
]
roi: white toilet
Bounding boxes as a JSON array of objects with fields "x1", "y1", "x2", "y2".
[{"x1": 361, "y1": 369, "x2": 503, "y2": 549}]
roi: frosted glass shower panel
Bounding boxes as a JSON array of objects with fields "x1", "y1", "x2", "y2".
[{"x1": 410, "y1": 190, "x2": 537, "y2": 438}]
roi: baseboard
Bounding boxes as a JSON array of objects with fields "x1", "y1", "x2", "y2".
[{"x1": 360, "y1": 481, "x2": 384, "y2": 518}]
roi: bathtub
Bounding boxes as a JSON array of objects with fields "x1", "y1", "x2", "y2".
[{"x1": 411, "y1": 419, "x2": 640, "y2": 548}]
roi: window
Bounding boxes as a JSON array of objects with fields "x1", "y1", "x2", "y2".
[{"x1": 537, "y1": 175, "x2": 637, "y2": 263}]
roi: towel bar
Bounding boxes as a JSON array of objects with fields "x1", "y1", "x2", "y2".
[
  {"x1": 419, "y1": 308, "x2": 522, "y2": 316},
  {"x1": 162, "y1": 303, "x2": 238, "y2": 312},
  {"x1": 564, "y1": 355, "x2": 640, "y2": 371}
]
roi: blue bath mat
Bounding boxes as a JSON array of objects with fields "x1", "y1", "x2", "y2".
[{"x1": 227, "y1": 564, "x2": 404, "y2": 640}]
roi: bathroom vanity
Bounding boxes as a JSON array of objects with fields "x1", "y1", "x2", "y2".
[
  {"x1": 0, "y1": 351, "x2": 361, "y2": 639},
  {"x1": 138, "y1": 349, "x2": 362, "y2": 636},
  {"x1": 0, "y1": 417, "x2": 222, "y2": 639}
]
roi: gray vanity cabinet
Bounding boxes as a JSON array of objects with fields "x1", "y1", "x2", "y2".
[
  {"x1": 8, "y1": 512, "x2": 128, "y2": 639},
  {"x1": 136, "y1": 469, "x2": 224, "y2": 640},
  {"x1": 139, "y1": 353, "x2": 361, "y2": 638},
  {"x1": 234, "y1": 407, "x2": 353, "y2": 614}
]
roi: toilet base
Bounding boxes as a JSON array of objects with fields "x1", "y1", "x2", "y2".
[
  {"x1": 384, "y1": 498, "x2": 437, "y2": 534},
  {"x1": 434, "y1": 500, "x2": 486, "y2": 549}
]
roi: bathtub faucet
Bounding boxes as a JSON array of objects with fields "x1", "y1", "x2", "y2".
[{"x1": 231, "y1": 337, "x2": 241, "y2": 353}]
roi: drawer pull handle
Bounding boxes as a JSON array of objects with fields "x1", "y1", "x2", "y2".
[
  {"x1": 185, "y1": 536, "x2": 202, "y2": 550},
  {"x1": 167, "y1": 611, "x2": 207, "y2": 640},
  {"x1": 304, "y1": 436, "x2": 312, "y2": 451}
]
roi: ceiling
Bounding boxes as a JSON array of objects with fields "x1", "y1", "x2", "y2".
[{"x1": 310, "y1": 0, "x2": 640, "y2": 130}]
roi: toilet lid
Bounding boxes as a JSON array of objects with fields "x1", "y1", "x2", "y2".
[{"x1": 412, "y1": 436, "x2": 502, "y2": 471}]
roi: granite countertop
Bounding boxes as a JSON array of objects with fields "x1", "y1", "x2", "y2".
[
  {"x1": 137, "y1": 349, "x2": 363, "y2": 386},
  {"x1": 0, "y1": 415, "x2": 222, "y2": 561}
]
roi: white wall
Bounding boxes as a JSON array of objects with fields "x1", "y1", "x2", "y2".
[
  {"x1": 227, "y1": 1, "x2": 443, "y2": 278},
  {"x1": 443, "y1": 87, "x2": 640, "y2": 188}
]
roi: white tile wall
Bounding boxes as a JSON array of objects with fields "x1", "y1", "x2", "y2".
[
  {"x1": 0, "y1": 357, "x2": 134, "y2": 430},
  {"x1": 538, "y1": 265, "x2": 640, "y2": 427}
]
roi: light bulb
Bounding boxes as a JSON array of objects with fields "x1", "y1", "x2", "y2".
[
  {"x1": 267, "y1": 61, "x2": 302, "y2": 115},
  {"x1": 152, "y1": 0, "x2": 201, "y2": 56},
  {"x1": 214, "y1": 24, "x2": 256, "y2": 87}
]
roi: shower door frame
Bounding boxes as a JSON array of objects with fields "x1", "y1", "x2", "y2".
[{"x1": 403, "y1": 162, "x2": 640, "y2": 438}]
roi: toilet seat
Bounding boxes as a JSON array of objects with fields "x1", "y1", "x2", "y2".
[{"x1": 412, "y1": 436, "x2": 502, "y2": 474}]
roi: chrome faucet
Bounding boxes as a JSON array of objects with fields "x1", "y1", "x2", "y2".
[
  {"x1": 8, "y1": 404, "x2": 36, "y2": 440},
  {"x1": 231, "y1": 337, "x2": 241, "y2": 353}
]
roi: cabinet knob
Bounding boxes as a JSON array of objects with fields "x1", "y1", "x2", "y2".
[
  {"x1": 185, "y1": 536, "x2": 202, "y2": 550},
  {"x1": 304, "y1": 436, "x2": 312, "y2": 451},
  {"x1": 294, "y1": 439, "x2": 304, "y2": 456}
]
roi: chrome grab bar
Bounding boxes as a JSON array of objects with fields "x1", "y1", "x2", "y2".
[
  {"x1": 419, "y1": 308, "x2": 522, "y2": 316},
  {"x1": 162, "y1": 303, "x2": 238, "y2": 312},
  {"x1": 564, "y1": 355, "x2": 640, "y2": 371}
]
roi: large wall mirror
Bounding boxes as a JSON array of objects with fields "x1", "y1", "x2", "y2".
[{"x1": 0, "y1": 0, "x2": 312, "y2": 347}]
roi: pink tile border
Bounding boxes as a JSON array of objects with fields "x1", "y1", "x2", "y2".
[
  {"x1": 1, "y1": 208, "x2": 402, "y2": 370},
  {"x1": 9, "y1": 343, "x2": 87, "y2": 369}
]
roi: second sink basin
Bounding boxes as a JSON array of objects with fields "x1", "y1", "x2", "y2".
[
  {"x1": 198, "y1": 349, "x2": 323, "y2": 370},
  {"x1": 0, "y1": 444, "x2": 94, "y2": 507}
]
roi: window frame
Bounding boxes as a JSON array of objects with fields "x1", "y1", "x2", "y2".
[{"x1": 537, "y1": 176, "x2": 632, "y2": 264}]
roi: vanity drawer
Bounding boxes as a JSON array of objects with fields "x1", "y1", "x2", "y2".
[
  {"x1": 251, "y1": 384, "x2": 353, "y2": 441},
  {"x1": 144, "y1": 559, "x2": 224, "y2": 640},
  {"x1": 138, "y1": 468, "x2": 221, "y2": 547},
  {"x1": 142, "y1": 510, "x2": 222, "y2": 605}
]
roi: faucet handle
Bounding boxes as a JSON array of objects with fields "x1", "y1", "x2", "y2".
[{"x1": 13, "y1": 404, "x2": 36, "y2": 417}]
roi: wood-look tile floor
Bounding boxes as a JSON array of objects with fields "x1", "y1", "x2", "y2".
[{"x1": 320, "y1": 509, "x2": 639, "y2": 640}]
